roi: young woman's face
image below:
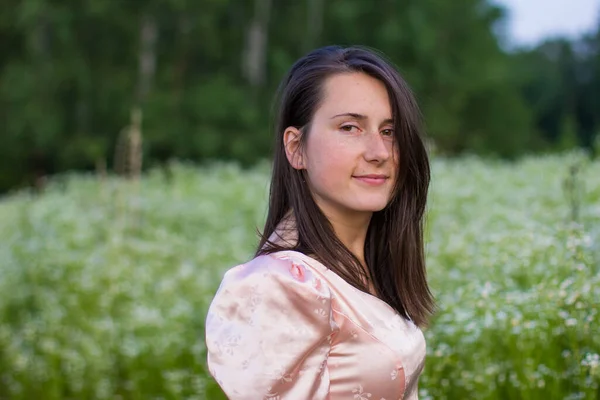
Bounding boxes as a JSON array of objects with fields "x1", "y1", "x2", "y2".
[{"x1": 300, "y1": 72, "x2": 398, "y2": 219}]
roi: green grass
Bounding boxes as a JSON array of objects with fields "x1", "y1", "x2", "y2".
[{"x1": 0, "y1": 153, "x2": 598, "y2": 399}]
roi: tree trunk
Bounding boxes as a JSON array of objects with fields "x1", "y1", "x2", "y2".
[
  {"x1": 305, "y1": 0, "x2": 324, "y2": 51},
  {"x1": 242, "y1": 0, "x2": 272, "y2": 87},
  {"x1": 136, "y1": 13, "x2": 158, "y2": 105}
]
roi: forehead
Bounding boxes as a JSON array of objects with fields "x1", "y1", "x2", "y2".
[{"x1": 317, "y1": 72, "x2": 392, "y2": 117}]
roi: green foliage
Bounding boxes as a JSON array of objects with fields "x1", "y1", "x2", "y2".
[
  {"x1": 513, "y1": 35, "x2": 600, "y2": 151},
  {"x1": 421, "y1": 152, "x2": 600, "y2": 399},
  {"x1": 0, "y1": 0, "x2": 600, "y2": 193},
  {"x1": 2, "y1": 0, "x2": 599, "y2": 193},
  {"x1": 0, "y1": 154, "x2": 599, "y2": 399},
  {"x1": 558, "y1": 114, "x2": 580, "y2": 151}
]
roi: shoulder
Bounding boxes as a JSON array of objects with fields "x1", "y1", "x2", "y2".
[
  {"x1": 207, "y1": 253, "x2": 333, "y2": 324},
  {"x1": 217, "y1": 252, "x2": 329, "y2": 298},
  {"x1": 205, "y1": 253, "x2": 336, "y2": 399}
]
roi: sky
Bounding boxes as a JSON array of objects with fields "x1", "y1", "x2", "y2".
[{"x1": 495, "y1": 0, "x2": 600, "y2": 46}]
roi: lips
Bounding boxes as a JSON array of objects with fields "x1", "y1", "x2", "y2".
[
  {"x1": 355, "y1": 174, "x2": 388, "y2": 179},
  {"x1": 352, "y1": 174, "x2": 389, "y2": 186}
]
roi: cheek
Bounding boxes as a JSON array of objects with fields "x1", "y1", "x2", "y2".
[
  {"x1": 308, "y1": 153, "x2": 349, "y2": 186},
  {"x1": 305, "y1": 138, "x2": 354, "y2": 187}
]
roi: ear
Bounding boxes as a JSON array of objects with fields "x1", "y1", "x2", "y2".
[{"x1": 283, "y1": 127, "x2": 305, "y2": 170}]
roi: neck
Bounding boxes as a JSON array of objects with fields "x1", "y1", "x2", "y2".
[
  {"x1": 323, "y1": 207, "x2": 377, "y2": 294},
  {"x1": 319, "y1": 206, "x2": 372, "y2": 269},
  {"x1": 268, "y1": 208, "x2": 376, "y2": 293}
]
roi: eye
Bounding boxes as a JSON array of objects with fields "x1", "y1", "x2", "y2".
[
  {"x1": 340, "y1": 124, "x2": 360, "y2": 133},
  {"x1": 381, "y1": 128, "x2": 394, "y2": 137}
]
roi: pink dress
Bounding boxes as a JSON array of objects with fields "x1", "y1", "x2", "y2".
[{"x1": 205, "y1": 250, "x2": 426, "y2": 400}]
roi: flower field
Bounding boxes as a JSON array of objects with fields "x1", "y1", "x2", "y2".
[{"x1": 0, "y1": 153, "x2": 598, "y2": 399}]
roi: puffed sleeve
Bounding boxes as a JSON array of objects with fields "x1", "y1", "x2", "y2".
[{"x1": 205, "y1": 254, "x2": 337, "y2": 400}]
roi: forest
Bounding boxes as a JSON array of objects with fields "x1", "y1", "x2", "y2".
[{"x1": 1, "y1": 0, "x2": 599, "y2": 194}]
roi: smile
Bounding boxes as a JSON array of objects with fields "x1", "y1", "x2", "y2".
[{"x1": 352, "y1": 175, "x2": 389, "y2": 186}]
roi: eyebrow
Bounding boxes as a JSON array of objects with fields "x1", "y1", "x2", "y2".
[{"x1": 330, "y1": 112, "x2": 394, "y2": 125}]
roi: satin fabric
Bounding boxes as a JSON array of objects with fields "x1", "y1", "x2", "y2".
[{"x1": 205, "y1": 250, "x2": 426, "y2": 399}]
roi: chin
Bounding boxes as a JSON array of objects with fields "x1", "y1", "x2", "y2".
[{"x1": 350, "y1": 198, "x2": 390, "y2": 213}]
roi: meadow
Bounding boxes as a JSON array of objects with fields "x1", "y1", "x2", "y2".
[{"x1": 0, "y1": 152, "x2": 598, "y2": 399}]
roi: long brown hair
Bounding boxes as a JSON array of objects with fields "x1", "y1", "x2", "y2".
[{"x1": 255, "y1": 45, "x2": 434, "y2": 327}]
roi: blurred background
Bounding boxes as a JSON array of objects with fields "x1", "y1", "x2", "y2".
[
  {"x1": 1, "y1": 1, "x2": 600, "y2": 400},
  {"x1": 1, "y1": 0, "x2": 599, "y2": 194}
]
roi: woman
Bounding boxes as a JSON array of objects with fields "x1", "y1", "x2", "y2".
[{"x1": 205, "y1": 45, "x2": 434, "y2": 400}]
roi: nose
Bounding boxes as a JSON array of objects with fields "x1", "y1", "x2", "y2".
[{"x1": 364, "y1": 131, "x2": 391, "y2": 163}]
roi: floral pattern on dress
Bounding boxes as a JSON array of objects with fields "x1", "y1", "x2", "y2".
[
  {"x1": 205, "y1": 251, "x2": 426, "y2": 400},
  {"x1": 352, "y1": 384, "x2": 372, "y2": 399}
]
